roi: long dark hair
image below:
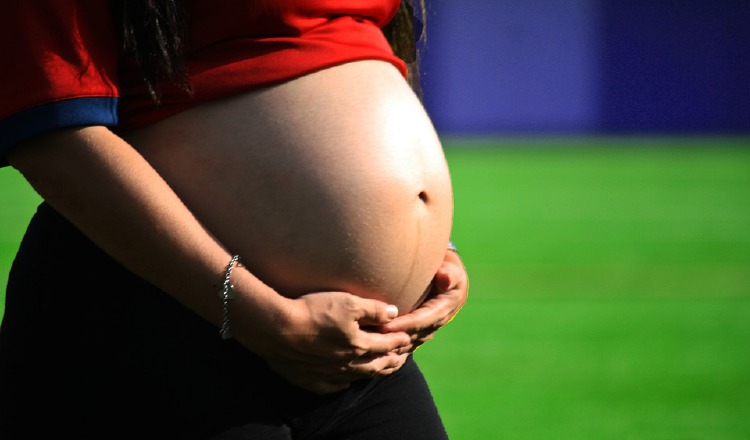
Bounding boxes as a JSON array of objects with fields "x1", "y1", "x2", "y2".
[
  {"x1": 110, "y1": 0, "x2": 189, "y2": 101},
  {"x1": 383, "y1": 1, "x2": 427, "y2": 96},
  {"x1": 111, "y1": 0, "x2": 426, "y2": 101}
]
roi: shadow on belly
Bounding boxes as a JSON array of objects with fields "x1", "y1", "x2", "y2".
[{"x1": 234, "y1": 191, "x2": 448, "y2": 314}]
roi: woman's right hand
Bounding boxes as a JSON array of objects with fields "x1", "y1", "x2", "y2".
[{"x1": 233, "y1": 290, "x2": 412, "y2": 394}]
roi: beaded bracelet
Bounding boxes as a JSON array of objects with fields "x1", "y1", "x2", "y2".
[{"x1": 218, "y1": 255, "x2": 241, "y2": 340}]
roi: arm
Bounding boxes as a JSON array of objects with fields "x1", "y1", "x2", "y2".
[{"x1": 7, "y1": 126, "x2": 410, "y2": 393}]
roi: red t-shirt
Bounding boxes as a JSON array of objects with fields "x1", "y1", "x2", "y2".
[{"x1": 0, "y1": 0, "x2": 406, "y2": 164}]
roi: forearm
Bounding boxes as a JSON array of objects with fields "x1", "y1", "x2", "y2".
[
  {"x1": 8, "y1": 126, "x2": 412, "y2": 393},
  {"x1": 7, "y1": 126, "x2": 283, "y2": 332}
]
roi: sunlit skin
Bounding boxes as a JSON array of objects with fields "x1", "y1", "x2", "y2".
[{"x1": 122, "y1": 60, "x2": 454, "y2": 314}]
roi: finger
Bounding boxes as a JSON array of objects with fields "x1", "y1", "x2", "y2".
[
  {"x1": 275, "y1": 351, "x2": 409, "y2": 391},
  {"x1": 433, "y1": 264, "x2": 454, "y2": 292},
  {"x1": 378, "y1": 303, "x2": 439, "y2": 333},
  {"x1": 381, "y1": 279, "x2": 467, "y2": 334},
  {"x1": 435, "y1": 259, "x2": 465, "y2": 292},
  {"x1": 288, "y1": 355, "x2": 399, "y2": 385},
  {"x1": 349, "y1": 296, "x2": 400, "y2": 326},
  {"x1": 354, "y1": 329, "x2": 411, "y2": 355},
  {"x1": 372, "y1": 353, "x2": 410, "y2": 376},
  {"x1": 269, "y1": 361, "x2": 353, "y2": 394},
  {"x1": 349, "y1": 352, "x2": 408, "y2": 377}
]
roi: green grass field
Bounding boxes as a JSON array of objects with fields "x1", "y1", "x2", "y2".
[{"x1": 2, "y1": 137, "x2": 749, "y2": 439}]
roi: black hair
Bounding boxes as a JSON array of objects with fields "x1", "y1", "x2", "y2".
[
  {"x1": 111, "y1": 0, "x2": 425, "y2": 100},
  {"x1": 110, "y1": 0, "x2": 190, "y2": 101},
  {"x1": 382, "y1": 0, "x2": 427, "y2": 96}
]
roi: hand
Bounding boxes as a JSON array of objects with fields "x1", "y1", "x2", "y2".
[
  {"x1": 379, "y1": 249, "x2": 468, "y2": 352},
  {"x1": 239, "y1": 291, "x2": 412, "y2": 394}
]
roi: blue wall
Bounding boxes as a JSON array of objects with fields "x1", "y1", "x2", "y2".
[{"x1": 419, "y1": 0, "x2": 750, "y2": 135}]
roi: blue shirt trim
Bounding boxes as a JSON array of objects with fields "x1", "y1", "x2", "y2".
[{"x1": 0, "y1": 97, "x2": 119, "y2": 167}]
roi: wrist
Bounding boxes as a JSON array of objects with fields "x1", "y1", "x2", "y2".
[
  {"x1": 218, "y1": 255, "x2": 242, "y2": 339},
  {"x1": 220, "y1": 265, "x2": 292, "y2": 351}
]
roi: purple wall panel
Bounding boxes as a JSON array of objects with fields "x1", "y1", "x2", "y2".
[{"x1": 419, "y1": 1, "x2": 750, "y2": 135}]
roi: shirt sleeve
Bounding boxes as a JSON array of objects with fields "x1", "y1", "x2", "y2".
[{"x1": 0, "y1": 0, "x2": 120, "y2": 166}]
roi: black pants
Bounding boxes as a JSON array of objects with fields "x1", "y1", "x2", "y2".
[{"x1": 0, "y1": 203, "x2": 448, "y2": 439}]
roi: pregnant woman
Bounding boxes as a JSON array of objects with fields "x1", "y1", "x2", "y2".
[{"x1": 0, "y1": 1, "x2": 468, "y2": 438}]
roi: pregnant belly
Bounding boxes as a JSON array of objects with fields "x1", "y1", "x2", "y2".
[{"x1": 123, "y1": 61, "x2": 453, "y2": 313}]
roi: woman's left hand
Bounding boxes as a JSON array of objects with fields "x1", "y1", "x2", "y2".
[{"x1": 379, "y1": 249, "x2": 468, "y2": 352}]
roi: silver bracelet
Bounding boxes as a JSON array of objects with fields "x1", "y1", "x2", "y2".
[
  {"x1": 218, "y1": 255, "x2": 241, "y2": 340},
  {"x1": 447, "y1": 241, "x2": 459, "y2": 255}
]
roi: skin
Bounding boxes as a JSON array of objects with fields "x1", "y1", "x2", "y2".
[
  {"x1": 123, "y1": 61, "x2": 453, "y2": 313},
  {"x1": 7, "y1": 61, "x2": 468, "y2": 395}
]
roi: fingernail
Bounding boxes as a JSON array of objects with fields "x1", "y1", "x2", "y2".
[{"x1": 386, "y1": 305, "x2": 399, "y2": 319}]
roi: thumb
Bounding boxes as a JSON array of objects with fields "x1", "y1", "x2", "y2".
[
  {"x1": 352, "y1": 297, "x2": 399, "y2": 326},
  {"x1": 433, "y1": 265, "x2": 453, "y2": 292}
]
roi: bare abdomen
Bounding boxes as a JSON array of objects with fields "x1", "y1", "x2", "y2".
[{"x1": 123, "y1": 61, "x2": 453, "y2": 313}]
